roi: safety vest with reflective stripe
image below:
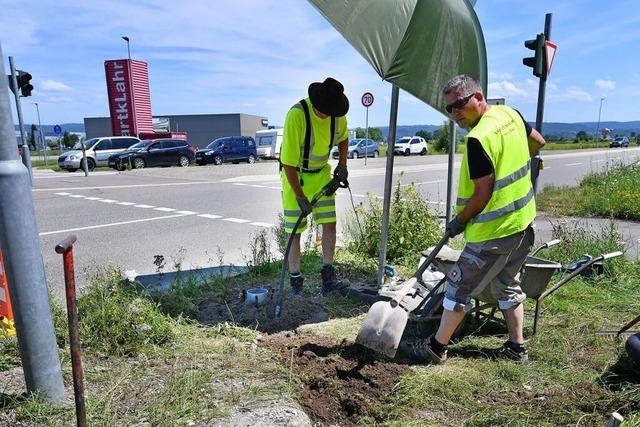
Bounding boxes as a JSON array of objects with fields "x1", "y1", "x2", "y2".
[
  {"x1": 456, "y1": 105, "x2": 536, "y2": 243},
  {"x1": 289, "y1": 98, "x2": 336, "y2": 170}
]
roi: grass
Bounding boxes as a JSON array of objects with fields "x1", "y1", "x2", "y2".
[
  {"x1": 1, "y1": 211, "x2": 638, "y2": 425},
  {"x1": 538, "y1": 162, "x2": 640, "y2": 220}
]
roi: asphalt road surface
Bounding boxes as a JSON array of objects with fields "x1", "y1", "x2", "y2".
[{"x1": 30, "y1": 147, "x2": 640, "y2": 299}]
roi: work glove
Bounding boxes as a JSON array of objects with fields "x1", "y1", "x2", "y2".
[
  {"x1": 333, "y1": 163, "x2": 348, "y2": 183},
  {"x1": 445, "y1": 216, "x2": 466, "y2": 237},
  {"x1": 296, "y1": 196, "x2": 313, "y2": 216}
]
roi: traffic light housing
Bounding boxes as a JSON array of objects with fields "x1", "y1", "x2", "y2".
[
  {"x1": 523, "y1": 33, "x2": 546, "y2": 78},
  {"x1": 16, "y1": 70, "x2": 33, "y2": 97}
]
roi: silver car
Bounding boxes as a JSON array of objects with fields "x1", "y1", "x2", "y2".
[{"x1": 58, "y1": 136, "x2": 140, "y2": 172}]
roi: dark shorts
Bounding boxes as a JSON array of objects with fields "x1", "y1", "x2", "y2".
[{"x1": 443, "y1": 225, "x2": 535, "y2": 311}]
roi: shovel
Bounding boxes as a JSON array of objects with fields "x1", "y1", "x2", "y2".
[{"x1": 355, "y1": 232, "x2": 451, "y2": 358}]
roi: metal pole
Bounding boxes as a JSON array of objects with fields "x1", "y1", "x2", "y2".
[
  {"x1": 531, "y1": 13, "x2": 552, "y2": 194},
  {"x1": 81, "y1": 142, "x2": 88, "y2": 176},
  {"x1": 445, "y1": 120, "x2": 456, "y2": 222},
  {"x1": 364, "y1": 106, "x2": 369, "y2": 166},
  {"x1": 595, "y1": 97, "x2": 605, "y2": 141},
  {"x1": 33, "y1": 103, "x2": 47, "y2": 166},
  {"x1": 55, "y1": 235, "x2": 87, "y2": 427},
  {"x1": 8, "y1": 57, "x2": 33, "y2": 185},
  {"x1": 376, "y1": 84, "x2": 399, "y2": 287},
  {"x1": 0, "y1": 43, "x2": 65, "y2": 402}
]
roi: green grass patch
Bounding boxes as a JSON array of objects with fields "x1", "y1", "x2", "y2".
[{"x1": 538, "y1": 162, "x2": 640, "y2": 220}]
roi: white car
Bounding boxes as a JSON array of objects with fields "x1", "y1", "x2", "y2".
[
  {"x1": 58, "y1": 136, "x2": 140, "y2": 172},
  {"x1": 393, "y1": 136, "x2": 428, "y2": 156}
]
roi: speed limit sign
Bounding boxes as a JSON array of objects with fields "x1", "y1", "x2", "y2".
[{"x1": 361, "y1": 92, "x2": 374, "y2": 107}]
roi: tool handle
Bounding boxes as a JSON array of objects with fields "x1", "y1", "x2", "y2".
[
  {"x1": 390, "y1": 277, "x2": 417, "y2": 308},
  {"x1": 414, "y1": 232, "x2": 451, "y2": 279},
  {"x1": 602, "y1": 251, "x2": 623, "y2": 260}
]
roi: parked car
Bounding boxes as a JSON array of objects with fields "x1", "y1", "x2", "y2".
[
  {"x1": 331, "y1": 138, "x2": 379, "y2": 159},
  {"x1": 196, "y1": 136, "x2": 257, "y2": 165},
  {"x1": 255, "y1": 129, "x2": 283, "y2": 159},
  {"x1": 393, "y1": 136, "x2": 428, "y2": 156},
  {"x1": 58, "y1": 136, "x2": 140, "y2": 172},
  {"x1": 108, "y1": 139, "x2": 196, "y2": 170},
  {"x1": 610, "y1": 136, "x2": 630, "y2": 148}
]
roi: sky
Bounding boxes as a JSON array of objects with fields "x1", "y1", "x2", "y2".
[{"x1": 1, "y1": 0, "x2": 639, "y2": 129}]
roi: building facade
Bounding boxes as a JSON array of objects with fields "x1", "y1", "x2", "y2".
[{"x1": 84, "y1": 113, "x2": 269, "y2": 148}]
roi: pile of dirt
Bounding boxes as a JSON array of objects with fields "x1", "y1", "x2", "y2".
[
  {"x1": 262, "y1": 332, "x2": 409, "y2": 426},
  {"x1": 196, "y1": 291, "x2": 328, "y2": 333}
]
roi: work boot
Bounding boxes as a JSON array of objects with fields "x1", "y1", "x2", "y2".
[
  {"x1": 321, "y1": 264, "x2": 348, "y2": 296},
  {"x1": 290, "y1": 274, "x2": 304, "y2": 295},
  {"x1": 399, "y1": 335, "x2": 447, "y2": 364},
  {"x1": 492, "y1": 341, "x2": 529, "y2": 362}
]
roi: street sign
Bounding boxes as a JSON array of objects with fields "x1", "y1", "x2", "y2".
[
  {"x1": 361, "y1": 92, "x2": 374, "y2": 108},
  {"x1": 53, "y1": 125, "x2": 62, "y2": 135},
  {"x1": 544, "y1": 40, "x2": 557, "y2": 76}
]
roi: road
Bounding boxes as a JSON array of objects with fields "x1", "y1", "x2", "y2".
[{"x1": 31, "y1": 147, "x2": 640, "y2": 299}]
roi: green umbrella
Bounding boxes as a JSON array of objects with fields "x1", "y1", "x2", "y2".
[
  {"x1": 307, "y1": 0, "x2": 487, "y2": 115},
  {"x1": 307, "y1": 0, "x2": 487, "y2": 286}
]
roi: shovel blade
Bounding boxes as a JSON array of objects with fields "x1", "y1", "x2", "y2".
[{"x1": 356, "y1": 300, "x2": 409, "y2": 358}]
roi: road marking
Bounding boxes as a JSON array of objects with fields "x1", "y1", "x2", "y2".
[
  {"x1": 39, "y1": 213, "x2": 195, "y2": 236},
  {"x1": 134, "y1": 204, "x2": 155, "y2": 209},
  {"x1": 176, "y1": 210, "x2": 198, "y2": 215},
  {"x1": 233, "y1": 183, "x2": 249, "y2": 186},
  {"x1": 55, "y1": 192, "x2": 71, "y2": 196},
  {"x1": 99, "y1": 199, "x2": 119, "y2": 203},
  {"x1": 250, "y1": 184, "x2": 266, "y2": 188},
  {"x1": 85, "y1": 197, "x2": 102, "y2": 201},
  {"x1": 69, "y1": 194, "x2": 86, "y2": 198},
  {"x1": 198, "y1": 214, "x2": 222, "y2": 219},
  {"x1": 268, "y1": 186, "x2": 281, "y2": 190},
  {"x1": 223, "y1": 217, "x2": 250, "y2": 223},
  {"x1": 117, "y1": 201, "x2": 136, "y2": 206},
  {"x1": 400, "y1": 180, "x2": 444, "y2": 187},
  {"x1": 566, "y1": 163, "x2": 583, "y2": 166},
  {"x1": 33, "y1": 181, "x2": 225, "y2": 192},
  {"x1": 250, "y1": 222, "x2": 275, "y2": 228},
  {"x1": 154, "y1": 207, "x2": 176, "y2": 212}
]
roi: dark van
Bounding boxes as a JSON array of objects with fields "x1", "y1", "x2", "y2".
[{"x1": 196, "y1": 136, "x2": 257, "y2": 165}]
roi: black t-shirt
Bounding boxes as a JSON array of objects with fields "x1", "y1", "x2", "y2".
[{"x1": 467, "y1": 109, "x2": 533, "y2": 179}]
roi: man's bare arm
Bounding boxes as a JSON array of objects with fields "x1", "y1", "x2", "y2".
[{"x1": 528, "y1": 128, "x2": 546, "y2": 157}]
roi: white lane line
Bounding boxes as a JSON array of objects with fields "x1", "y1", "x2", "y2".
[
  {"x1": 250, "y1": 222, "x2": 275, "y2": 228},
  {"x1": 268, "y1": 186, "x2": 281, "y2": 190},
  {"x1": 134, "y1": 204, "x2": 155, "y2": 209},
  {"x1": 99, "y1": 199, "x2": 119, "y2": 203},
  {"x1": 565, "y1": 162, "x2": 583, "y2": 166},
  {"x1": 85, "y1": 197, "x2": 102, "y2": 201},
  {"x1": 233, "y1": 183, "x2": 249, "y2": 186},
  {"x1": 117, "y1": 202, "x2": 136, "y2": 206},
  {"x1": 223, "y1": 217, "x2": 250, "y2": 223},
  {"x1": 198, "y1": 214, "x2": 222, "y2": 219},
  {"x1": 55, "y1": 192, "x2": 71, "y2": 196},
  {"x1": 176, "y1": 210, "x2": 198, "y2": 215},
  {"x1": 39, "y1": 213, "x2": 195, "y2": 236},
  {"x1": 154, "y1": 207, "x2": 177, "y2": 212},
  {"x1": 250, "y1": 184, "x2": 266, "y2": 188},
  {"x1": 69, "y1": 194, "x2": 86, "y2": 198},
  {"x1": 34, "y1": 180, "x2": 225, "y2": 192}
]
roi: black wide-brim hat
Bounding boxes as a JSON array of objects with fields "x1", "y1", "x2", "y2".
[{"x1": 308, "y1": 77, "x2": 349, "y2": 117}]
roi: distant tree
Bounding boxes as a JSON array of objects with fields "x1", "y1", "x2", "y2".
[
  {"x1": 574, "y1": 130, "x2": 588, "y2": 142},
  {"x1": 354, "y1": 127, "x2": 382, "y2": 141},
  {"x1": 433, "y1": 122, "x2": 450, "y2": 153},
  {"x1": 29, "y1": 124, "x2": 37, "y2": 150},
  {"x1": 415, "y1": 129, "x2": 432, "y2": 140},
  {"x1": 60, "y1": 131, "x2": 79, "y2": 148}
]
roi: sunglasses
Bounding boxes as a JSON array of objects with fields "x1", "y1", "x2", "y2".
[{"x1": 445, "y1": 93, "x2": 475, "y2": 114}]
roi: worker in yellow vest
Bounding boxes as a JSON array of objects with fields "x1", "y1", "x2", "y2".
[
  {"x1": 403, "y1": 74, "x2": 545, "y2": 364},
  {"x1": 280, "y1": 77, "x2": 350, "y2": 295}
]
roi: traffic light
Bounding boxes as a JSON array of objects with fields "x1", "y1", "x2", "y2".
[
  {"x1": 16, "y1": 70, "x2": 33, "y2": 97},
  {"x1": 523, "y1": 33, "x2": 546, "y2": 78}
]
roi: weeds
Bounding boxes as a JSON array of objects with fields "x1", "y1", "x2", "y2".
[{"x1": 343, "y1": 180, "x2": 441, "y2": 266}]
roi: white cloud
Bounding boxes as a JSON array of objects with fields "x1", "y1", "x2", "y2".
[
  {"x1": 488, "y1": 71, "x2": 512, "y2": 80},
  {"x1": 41, "y1": 80, "x2": 72, "y2": 92},
  {"x1": 561, "y1": 87, "x2": 593, "y2": 102},
  {"x1": 595, "y1": 79, "x2": 615, "y2": 91},
  {"x1": 487, "y1": 81, "x2": 528, "y2": 98}
]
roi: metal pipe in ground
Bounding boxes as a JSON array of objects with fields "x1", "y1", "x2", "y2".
[{"x1": 55, "y1": 235, "x2": 87, "y2": 427}]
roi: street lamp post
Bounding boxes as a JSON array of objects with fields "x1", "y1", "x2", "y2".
[
  {"x1": 32, "y1": 103, "x2": 47, "y2": 165},
  {"x1": 121, "y1": 36, "x2": 131, "y2": 61},
  {"x1": 595, "y1": 97, "x2": 605, "y2": 142}
]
